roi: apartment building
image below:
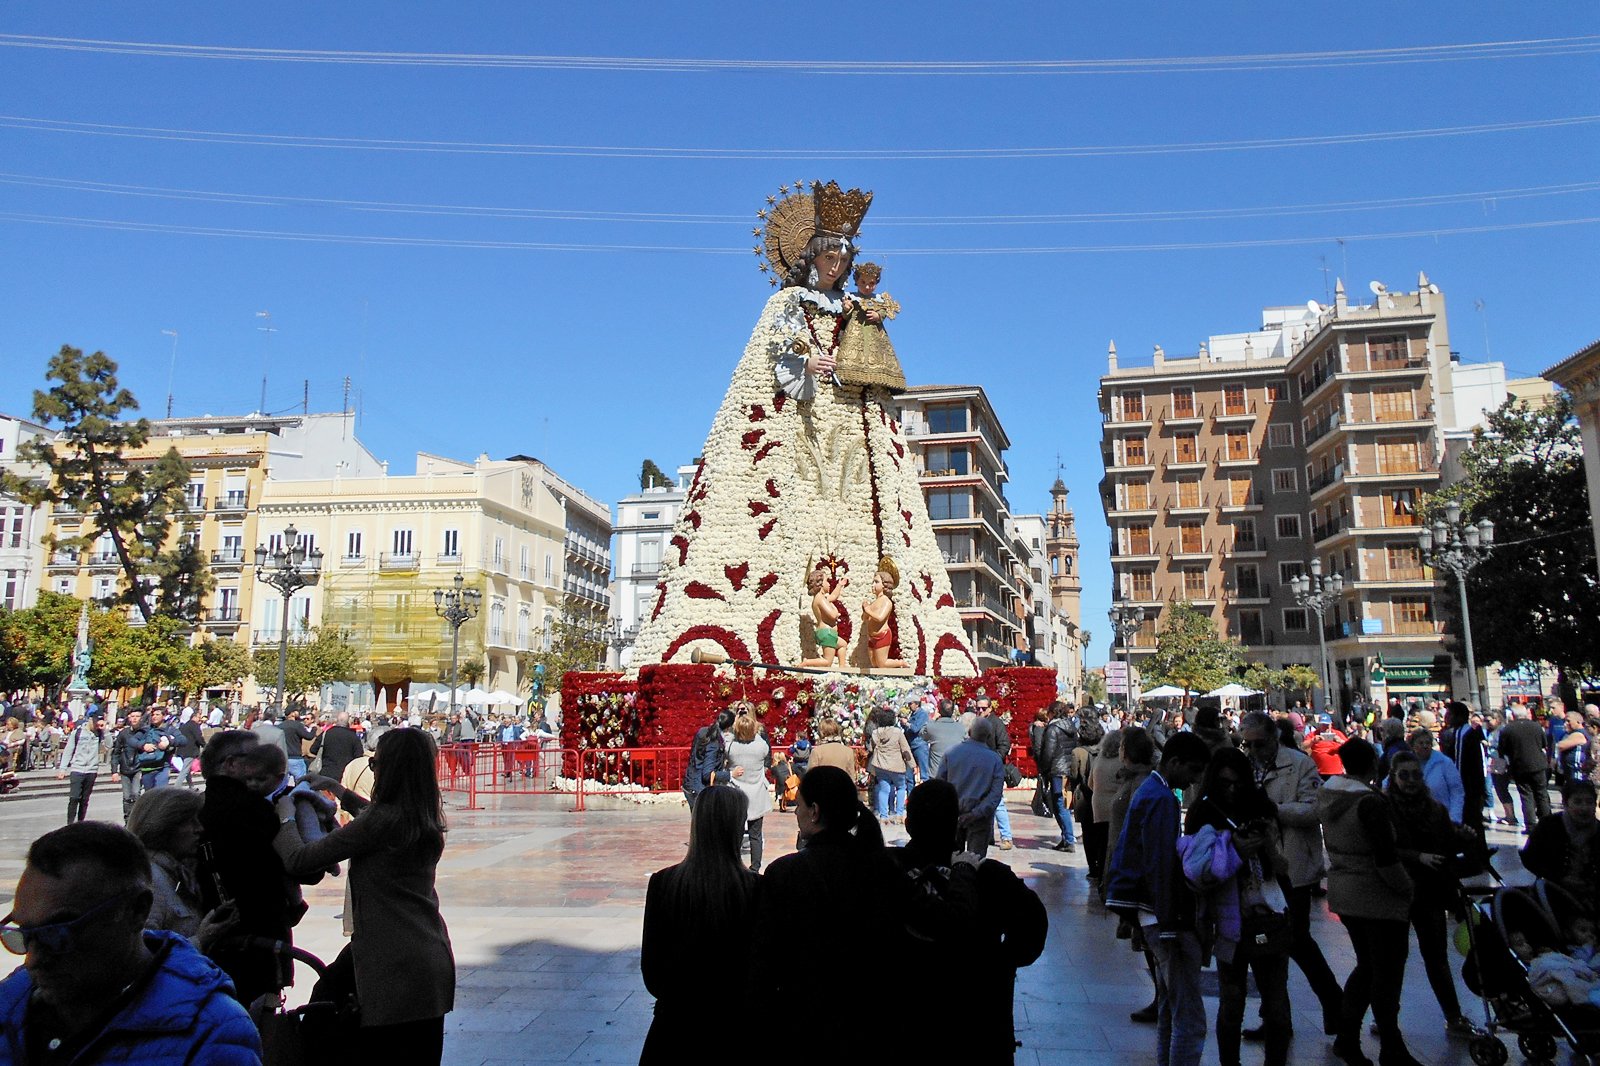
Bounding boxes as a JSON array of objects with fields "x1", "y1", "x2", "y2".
[
  {"x1": 0, "y1": 414, "x2": 52, "y2": 611},
  {"x1": 611, "y1": 463, "x2": 696, "y2": 668},
  {"x1": 894, "y1": 385, "x2": 1031, "y2": 670},
  {"x1": 261, "y1": 452, "x2": 610, "y2": 701},
  {"x1": 1099, "y1": 275, "x2": 1498, "y2": 709},
  {"x1": 37, "y1": 413, "x2": 381, "y2": 642}
]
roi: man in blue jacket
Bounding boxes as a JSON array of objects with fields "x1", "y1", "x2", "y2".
[
  {"x1": 1106, "y1": 731, "x2": 1212, "y2": 1066},
  {"x1": 0, "y1": 822, "x2": 262, "y2": 1064},
  {"x1": 937, "y1": 717, "x2": 1006, "y2": 856}
]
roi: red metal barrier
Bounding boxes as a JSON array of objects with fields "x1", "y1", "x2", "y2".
[{"x1": 437, "y1": 741, "x2": 583, "y2": 811}]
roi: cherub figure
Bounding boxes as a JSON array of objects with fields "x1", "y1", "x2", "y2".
[
  {"x1": 861, "y1": 558, "x2": 907, "y2": 671},
  {"x1": 799, "y1": 567, "x2": 849, "y2": 669},
  {"x1": 834, "y1": 262, "x2": 906, "y2": 391}
]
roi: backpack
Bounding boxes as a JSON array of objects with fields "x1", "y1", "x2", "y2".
[{"x1": 902, "y1": 860, "x2": 981, "y2": 946}]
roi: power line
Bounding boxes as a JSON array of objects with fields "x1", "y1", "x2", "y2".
[
  {"x1": 0, "y1": 32, "x2": 1595, "y2": 75},
  {"x1": 1, "y1": 171, "x2": 1595, "y2": 227},
  {"x1": 1, "y1": 209, "x2": 1594, "y2": 255},
  {"x1": 1, "y1": 113, "x2": 1595, "y2": 160}
]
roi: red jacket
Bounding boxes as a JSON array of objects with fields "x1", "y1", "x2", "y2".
[{"x1": 1307, "y1": 729, "x2": 1348, "y2": 776}]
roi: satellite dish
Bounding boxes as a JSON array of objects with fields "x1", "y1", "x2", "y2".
[
  {"x1": 1306, "y1": 299, "x2": 1326, "y2": 315},
  {"x1": 1427, "y1": 283, "x2": 1440, "y2": 294},
  {"x1": 1369, "y1": 280, "x2": 1388, "y2": 296}
]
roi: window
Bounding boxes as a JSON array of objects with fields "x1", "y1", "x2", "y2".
[
  {"x1": 1265, "y1": 382, "x2": 1283, "y2": 402},
  {"x1": 1368, "y1": 334, "x2": 1409, "y2": 368},
  {"x1": 1121, "y1": 390, "x2": 1145, "y2": 420},
  {"x1": 926, "y1": 404, "x2": 966, "y2": 434},
  {"x1": 392, "y1": 594, "x2": 412, "y2": 634},
  {"x1": 1179, "y1": 522, "x2": 1204, "y2": 553},
  {"x1": 641, "y1": 510, "x2": 661, "y2": 521},
  {"x1": 1272, "y1": 468, "x2": 1297, "y2": 493},
  {"x1": 492, "y1": 536, "x2": 505, "y2": 567},
  {"x1": 1127, "y1": 524, "x2": 1153, "y2": 555},
  {"x1": 296, "y1": 532, "x2": 317, "y2": 558},
  {"x1": 2, "y1": 570, "x2": 17, "y2": 610},
  {"x1": 185, "y1": 481, "x2": 205, "y2": 508},
  {"x1": 1237, "y1": 608, "x2": 1264, "y2": 644},
  {"x1": 56, "y1": 577, "x2": 72, "y2": 595},
  {"x1": 1171, "y1": 387, "x2": 1195, "y2": 418},
  {"x1": 926, "y1": 445, "x2": 970, "y2": 475},
  {"x1": 1123, "y1": 481, "x2": 1151, "y2": 510},
  {"x1": 1174, "y1": 433, "x2": 1199, "y2": 463},
  {"x1": 1276, "y1": 515, "x2": 1302, "y2": 539},
  {"x1": 440, "y1": 529, "x2": 459, "y2": 559},
  {"x1": 1372, "y1": 385, "x2": 1414, "y2": 422},
  {"x1": 1378, "y1": 436, "x2": 1422, "y2": 473},
  {"x1": 1226, "y1": 430, "x2": 1252, "y2": 461},
  {"x1": 1385, "y1": 489, "x2": 1418, "y2": 527},
  {"x1": 1279, "y1": 560, "x2": 1305, "y2": 584},
  {"x1": 1223, "y1": 383, "x2": 1247, "y2": 415},
  {"x1": 1183, "y1": 568, "x2": 1208, "y2": 597},
  {"x1": 1233, "y1": 517, "x2": 1258, "y2": 551},
  {"x1": 6, "y1": 507, "x2": 19, "y2": 548},
  {"x1": 517, "y1": 608, "x2": 531, "y2": 650},
  {"x1": 1228, "y1": 476, "x2": 1253, "y2": 506},
  {"x1": 1283, "y1": 608, "x2": 1308, "y2": 632},
  {"x1": 392, "y1": 529, "x2": 414, "y2": 557},
  {"x1": 1130, "y1": 570, "x2": 1154, "y2": 599},
  {"x1": 1267, "y1": 423, "x2": 1294, "y2": 448},
  {"x1": 520, "y1": 544, "x2": 531, "y2": 579},
  {"x1": 1236, "y1": 564, "x2": 1260, "y2": 597},
  {"x1": 345, "y1": 530, "x2": 363, "y2": 559},
  {"x1": 1387, "y1": 544, "x2": 1424, "y2": 580},
  {"x1": 544, "y1": 553, "x2": 554, "y2": 580},
  {"x1": 1394, "y1": 596, "x2": 1435, "y2": 634},
  {"x1": 1122, "y1": 436, "x2": 1147, "y2": 465},
  {"x1": 936, "y1": 532, "x2": 969, "y2": 562},
  {"x1": 1176, "y1": 479, "x2": 1201, "y2": 508},
  {"x1": 927, "y1": 489, "x2": 971, "y2": 520}
]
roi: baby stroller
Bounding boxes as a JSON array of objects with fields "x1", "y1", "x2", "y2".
[
  {"x1": 1460, "y1": 882, "x2": 1600, "y2": 1065},
  {"x1": 240, "y1": 937, "x2": 361, "y2": 1065}
]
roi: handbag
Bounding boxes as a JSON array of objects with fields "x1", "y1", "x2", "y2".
[
  {"x1": 1237, "y1": 907, "x2": 1292, "y2": 958},
  {"x1": 1004, "y1": 763, "x2": 1022, "y2": 788}
]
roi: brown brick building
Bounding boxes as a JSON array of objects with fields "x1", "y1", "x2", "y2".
[{"x1": 1098, "y1": 275, "x2": 1483, "y2": 710}]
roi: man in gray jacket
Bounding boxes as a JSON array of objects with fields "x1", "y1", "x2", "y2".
[
  {"x1": 921, "y1": 699, "x2": 967, "y2": 777},
  {"x1": 55, "y1": 711, "x2": 104, "y2": 824},
  {"x1": 1240, "y1": 711, "x2": 1344, "y2": 1038}
]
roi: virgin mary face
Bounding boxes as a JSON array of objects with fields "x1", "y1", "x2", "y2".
[{"x1": 813, "y1": 248, "x2": 849, "y2": 290}]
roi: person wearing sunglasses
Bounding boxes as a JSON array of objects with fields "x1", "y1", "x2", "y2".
[{"x1": 0, "y1": 821, "x2": 261, "y2": 1063}]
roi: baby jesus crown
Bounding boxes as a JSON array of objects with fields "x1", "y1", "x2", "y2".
[{"x1": 813, "y1": 181, "x2": 873, "y2": 239}]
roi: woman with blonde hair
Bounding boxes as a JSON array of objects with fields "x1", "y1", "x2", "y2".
[
  {"x1": 806, "y1": 716, "x2": 857, "y2": 777},
  {"x1": 727, "y1": 712, "x2": 773, "y2": 872},
  {"x1": 641, "y1": 784, "x2": 758, "y2": 1061}
]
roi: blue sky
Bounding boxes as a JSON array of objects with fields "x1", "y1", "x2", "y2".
[{"x1": 1, "y1": 4, "x2": 1596, "y2": 665}]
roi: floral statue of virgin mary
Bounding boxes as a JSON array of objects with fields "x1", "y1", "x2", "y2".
[{"x1": 630, "y1": 181, "x2": 978, "y2": 677}]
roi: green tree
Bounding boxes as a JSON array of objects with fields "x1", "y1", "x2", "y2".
[
  {"x1": 0, "y1": 347, "x2": 204, "y2": 622},
  {"x1": 0, "y1": 592, "x2": 82, "y2": 698},
  {"x1": 639, "y1": 459, "x2": 671, "y2": 490},
  {"x1": 1142, "y1": 602, "x2": 1246, "y2": 697},
  {"x1": 251, "y1": 629, "x2": 358, "y2": 709},
  {"x1": 1428, "y1": 393, "x2": 1600, "y2": 705},
  {"x1": 1081, "y1": 671, "x2": 1107, "y2": 706},
  {"x1": 147, "y1": 537, "x2": 214, "y2": 624},
  {"x1": 517, "y1": 613, "x2": 606, "y2": 696},
  {"x1": 1281, "y1": 664, "x2": 1321, "y2": 703},
  {"x1": 457, "y1": 658, "x2": 485, "y2": 687},
  {"x1": 179, "y1": 637, "x2": 252, "y2": 697},
  {"x1": 1242, "y1": 663, "x2": 1289, "y2": 707}
]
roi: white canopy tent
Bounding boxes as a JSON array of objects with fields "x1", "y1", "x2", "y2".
[
  {"x1": 1205, "y1": 683, "x2": 1263, "y2": 698},
  {"x1": 1140, "y1": 685, "x2": 1196, "y2": 700}
]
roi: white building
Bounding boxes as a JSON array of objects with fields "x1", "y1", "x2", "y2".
[
  {"x1": 610, "y1": 464, "x2": 695, "y2": 668},
  {"x1": 0, "y1": 413, "x2": 52, "y2": 611}
]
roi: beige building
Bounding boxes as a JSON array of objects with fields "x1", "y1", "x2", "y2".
[
  {"x1": 894, "y1": 385, "x2": 1033, "y2": 670},
  {"x1": 1099, "y1": 275, "x2": 1508, "y2": 709},
  {"x1": 1542, "y1": 338, "x2": 1600, "y2": 579},
  {"x1": 0, "y1": 413, "x2": 52, "y2": 611},
  {"x1": 260, "y1": 452, "x2": 611, "y2": 704}
]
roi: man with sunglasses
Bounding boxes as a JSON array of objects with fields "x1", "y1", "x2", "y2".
[
  {"x1": 1238, "y1": 711, "x2": 1345, "y2": 1041},
  {"x1": 0, "y1": 822, "x2": 261, "y2": 1063}
]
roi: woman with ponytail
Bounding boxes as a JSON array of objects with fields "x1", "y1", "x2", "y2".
[{"x1": 755, "y1": 765, "x2": 906, "y2": 1054}]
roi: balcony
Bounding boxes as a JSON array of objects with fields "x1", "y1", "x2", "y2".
[
  {"x1": 1216, "y1": 445, "x2": 1261, "y2": 468},
  {"x1": 1181, "y1": 585, "x2": 1219, "y2": 603},
  {"x1": 216, "y1": 491, "x2": 248, "y2": 512},
  {"x1": 519, "y1": 565, "x2": 533, "y2": 581},
  {"x1": 1161, "y1": 449, "x2": 1208, "y2": 475},
  {"x1": 1225, "y1": 535, "x2": 1268, "y2": 557},
  {"x1": 1311, "y1": 515, "x2": 1348, "y2": 543},
  {"x1": 1107, "y1": 499, "x2": 1159, "y2": 519},
  {"x1": 1159, "y1": 405, "x2": 1205, "y2": 429},
  {"x1": 1347, "y1": 459, "x2": 1440, "y2": 483},
  {"x1": 47, "y1": 551, "x2": 80, "y2": 570},
  {"x1": 1168, "y1": 539, "x2": 1213, "y2": 562},
  {"x1": 1168, "y1": 495, "x2": 1209, "y2": 516},
  {"x1": 211, "y1": 549, "x2": 245, "y2": 568},
  {"x1": 440, "y1": 550, "x2": 466, "y2": 567},
  {"x1": 1393, "y1": 618, "x2": 1445, "y2": 636},
  {"x1": 1107, "y1": 449, "x2": 1156, "y2": 473},
  {"x1": 1111, "y1": 542, "x2": 1160, "y2": 563},
  {"x1": 1231, "y1": 580, "x2": 1272, "y2": 604},
  {"x1": 1307, "y1": 463, "x2": 1346, "y2": 495},
  {"x1": 379, "y1": 552, "x2": 419, "y2": 571},
  {"x1": 206, "y1": 607, "x2": 243, "y2": 625},
  {"x1": 1212, "y1": 400, "x2": 1259, "y2": 422},
  {"x1": 1102, "y1": 406, "x2": 1153, "y2": 428},
  {"x1": 1218, "y1": 491, "x2": 1265, "y2": 513},
  {"x1": 184, "y1": 496, "x2": 207, "y2": 512},
  {"x1": 52, "y1": 503, "x2": 80, "y2": 515},
  {"x1": 1351, "y1": 354, "x2": 1429, "y2": 376},
  {"x1": 630, "y1": 561, "x2": 662, "y2": 577},
  {"x1": 340, "y1": 552, "x2": 366, "y2": 567},
  {"x1": 1304, "y1": 414, "x2": 1342, "y2": 446},
  {"x1": 88, "y1": 551, "x2": 120, "y2": 569}
]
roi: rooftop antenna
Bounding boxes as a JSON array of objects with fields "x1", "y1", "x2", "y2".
[
  {"x1": 160, "y1": 329, "x2": 179, "y2": 418},
  {"x1": 1474, "y1": 299, "x2": 1492, "y2": 358},
  {"x1": 341, "y1": 375, "x2": 351, "y2": 440},
  {"x1": 1318, "y1": 255, "x2": 1331, "y2": 303},
  {"x1": 255, "y1": 310, "x2": 276, "y2": 413}
]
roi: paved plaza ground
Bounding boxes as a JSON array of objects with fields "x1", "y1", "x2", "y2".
[{"x1": 0, "y1": 782, "x2": 1544, "y2": 1065}]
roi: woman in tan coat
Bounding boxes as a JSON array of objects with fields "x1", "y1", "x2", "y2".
[{"x1": 273, "y1": 728, "x2": 455, "y2": 1063}]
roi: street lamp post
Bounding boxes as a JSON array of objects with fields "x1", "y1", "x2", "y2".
[
  {"x1": 433, "y1": 573, "x2": 482, "y2": 722},
  {"x1": 1107, "y1": 605, "x2": 1146, "y2": 712},
  {"x1": 1291, "y1": 559, "x2": 1345, "y2": 717},
  {"x1": 254, "y1": 525, "x2": 324, "y2": 716},
  {"x1": 1419, "y1": 500, "x2": 1495, "y2": 714}
]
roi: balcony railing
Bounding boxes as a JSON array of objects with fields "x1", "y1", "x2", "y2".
[
  {"x1": 1307, "y1": 464, "x2": 1346, "y2": 493},
  {"x1": 631, "y1": 561, "x2": 662, "y2": 576},
  {"x1": 211, "y1": 549, "x2": 245, "y2": 566},
  {"x1": 1304, "y1": 414, "x2": 1342, "y2": 445},
  {"x1": 89, "y1": 551, "x2": 120, "y2": 567},
  {"x1": 340, "y1": 552, "x2": 366, "y2": 566},
  {"x1": 206, "y1": 608, "x2": 243, "y2": 624},
  {"x1": 1233, "y1": 580, "x2": 1272, "y2": 601},
  {"x1": 1169, "y1": 539, "x2": 1213, "y2": 558},
  {"x1": 440, "y1": 551, "x2": 465, "y2": 567},
  {"x1": 1112, "y1": 542, "x2": 1158, "y2": 559},
  {"x1": 1393, "y1": 619, "x2": 1444, "y2": 635},
  {"x1": 48, "y1": 552, "x2": 80, "y2": 568},
  {"x1": 380, "y1": 552, "x2": 419, "y2": 571},
  {"x1": 1160, "y1": 448, "x2": 1208, "y2": 474},
  {"x1": 1218, "y1": 445, "x2": 1261, "y2": 464},
  {"x1": 1213, "y1": 399, "x2": 1259, "y2": 420},
  {"x1": 1311, "y1": 515, "x2": 1348, "y2": 542},
  {"x1": 217, "y1": 491, "x2": 248, "y2": 510},
  {"x1": 1169, "y1": 495, "x2": 1209, "y2": 512},
  {"x1": 185, "y1": 496, "x2": 207, "y2": 511}
]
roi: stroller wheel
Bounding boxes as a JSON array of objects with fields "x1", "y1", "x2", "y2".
[
  {"x1": 1515, "y1": 1032, "x2": 1557, "y2": 1063},
  {"x1": 1469, "y1": 1036, "x2": 1509, "y2": 1066}
]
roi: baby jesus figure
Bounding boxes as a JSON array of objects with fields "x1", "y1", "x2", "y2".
[
  {"x1": 834, "y1": 262, "x2": 906, "y2": 391},
  {"x1": 861, "y1": 558, "x2": 908, "y2": 671},
  {"x1": 799, "y1": 567, "x2": 849, "y2": 669}
]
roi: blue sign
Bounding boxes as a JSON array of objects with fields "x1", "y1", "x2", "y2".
[{"x1": 1362, "y1": 619, "x2": 1385, "y2": 634}]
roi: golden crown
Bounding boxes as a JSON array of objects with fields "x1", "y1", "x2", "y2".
[
  {"x1": 876, "y1": 556, "x2": 900, "y2": 586},
  {"x1": 813, "y1": 180, "x2": 873, "y2": 239}
]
